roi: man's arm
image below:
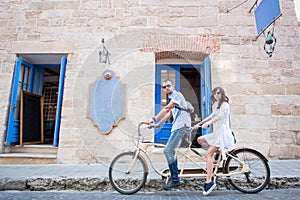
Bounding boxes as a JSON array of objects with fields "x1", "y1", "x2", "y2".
[
  {"x1": 146, "y1": 101, "x2": 176, "y2": 125},
  {"x1": 153, "y1": 102, "x2": 176, "y2": 121},
  {"x1": 155, "y1": 110, "x2": 172, "y2": 127}
]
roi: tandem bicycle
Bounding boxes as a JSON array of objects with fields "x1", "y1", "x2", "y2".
[{"x1": 108, "y1": 122, "x2": 270, "y2": 195}]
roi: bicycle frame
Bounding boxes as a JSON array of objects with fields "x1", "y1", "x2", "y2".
[{"x1": 134, "y1": 123, "x2": 251, "y2": 181}]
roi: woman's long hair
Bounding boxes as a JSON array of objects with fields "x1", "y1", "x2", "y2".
[{"x1": 211, "y1": 87, "x2": 229, "y2": 109}]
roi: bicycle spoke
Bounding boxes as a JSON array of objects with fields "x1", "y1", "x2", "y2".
[{"x1": 225, "y1": 148, "x2": 270, "y2": 193}]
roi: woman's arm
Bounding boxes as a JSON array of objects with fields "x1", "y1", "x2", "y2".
[
  {"x1": 202, "y1": 116, "x2": 221, "y2": 128},
  {"x1": 196, "y1": 112, "x2": 214, "y2": 126}
]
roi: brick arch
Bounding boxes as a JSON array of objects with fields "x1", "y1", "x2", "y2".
[
  {"x1": 141, "y1": 34, "x2": 221, "y2": 61},
  {"x1": 155, "y1": 51, "x2": 208, "y2": 62}
]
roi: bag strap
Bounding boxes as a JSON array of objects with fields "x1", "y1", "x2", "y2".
[{"x1": 175, "y1": 105, "x2": 191, "y2": 112}]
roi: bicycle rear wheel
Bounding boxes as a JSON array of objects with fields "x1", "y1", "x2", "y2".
[
  {"x1": 224, "y1": 148, "x2": 270, "y2": 193},
  {"x1": 109, "y1": 152, "x2": 148, "y2": 195}
]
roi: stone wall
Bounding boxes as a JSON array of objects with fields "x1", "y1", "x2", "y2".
[{"x1": 0, "y1": 0, "x2": 299, "y2": 163}]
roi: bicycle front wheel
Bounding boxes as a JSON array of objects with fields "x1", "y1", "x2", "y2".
[
  {"x1": 108, "y1": 152, "x2": 148, "y2": 195},
  {"x1": 224, "y1": 148, "x2": 270, "y2": 193}
]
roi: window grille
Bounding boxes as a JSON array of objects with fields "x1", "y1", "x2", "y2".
[{"x1": 43, "y1": 86, "x2": 58, "y2": 121}]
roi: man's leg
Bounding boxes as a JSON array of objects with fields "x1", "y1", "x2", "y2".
[{"x1": 163, "y1": 127, "x2": 189, "y2": 189}]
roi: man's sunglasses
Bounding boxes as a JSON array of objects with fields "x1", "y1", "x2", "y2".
[{"x1": 162, "y1": 84, "x2": 171, "y2": 89}]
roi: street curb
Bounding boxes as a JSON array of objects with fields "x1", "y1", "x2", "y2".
[{"x1": 0, "y1": 177, "x2": 299, "y2": 191}]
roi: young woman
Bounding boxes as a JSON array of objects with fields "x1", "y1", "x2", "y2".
[{"x1": 197, "y1": 87, "x2": 235, "y2": 196}]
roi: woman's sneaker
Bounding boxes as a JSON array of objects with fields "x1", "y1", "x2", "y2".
[{"x1": 203, "y1": 181, "x2": 216, "y2": 196}]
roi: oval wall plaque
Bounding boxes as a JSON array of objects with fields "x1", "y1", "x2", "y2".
[{"x1": 87, "y1": 69, "x2": 125, "y2": 134}]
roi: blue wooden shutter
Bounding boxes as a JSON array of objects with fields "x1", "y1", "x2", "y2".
[
  {"x1": 53, "y1": 56, "x2": 67, "y2": 147},
  {"x1": 6, "y1": 58, "x2": 35, "y2": 145},
  {"x1": 200, "y1": 56, "x2": 212, "y2": 135}
]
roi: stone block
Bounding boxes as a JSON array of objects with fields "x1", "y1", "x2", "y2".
[
  {"x1": 147, "y1": 17, "x2": 158, "y2": 27},
  {"x1": 234, "y1": 129, "x2": 270, "y2": 144},
  {"x1": 37, "y1": 19, "x2": 49, "y2": 27},
  {"x1": 281, "y1": 69, "x2": 300, "y2": 83},
  {"x1": 225, "y1": 26, "x2": 255, "y2": 37},
  {"x1": 59, "y1": 128, "x2": 81, "y2": 140},
  {"x1": 59, "y1": 138, "x2": 82, "y2": 148},
  {"x1": 219, "y1": 15, "x2": 254, "y2": 26},
  {"x1": 287, "y1": 84, "x2": 300, "y2": 95},
  {"x1": 230, "y1": 105, "x2": 245, "y2": 115},
  {"x1": 296, "y1": 132, "x2": 300, "y2": 145},
  {"x1": 232, "y1": 115, "x2": 277, "y2": 129},
  {"x1": 277, "y1": 145, "x2": 299, "y2": 159},
  {"x1": 245, "y1": 104, "x2": 271, "y2": 115},
  {"x1": 140, "y1": 0, "x2": 213, "y2": 7},
  {"x1": 0, "y1": 178, "x2": 26, "y2": 190},
  {"x1": 55, "y1": 1, "x2": 80, "y2": 10},
  {"x1": 112, "y1": 0, "x2": 123, "y2": 8},
  {"x1": 57, "y1": 147, "x2": 82, "y2": 164},
  {"x1": 237, "y1": 141, "x2": 270, "y2": 157},
  {"x1": 158, "y1": 17, "x2": 179, "y2": 27},
  {"x1": 271, "y1": 104, "x2": 292, "y2": 115},
  {"x1": 12, "y1": 41, "x2": 74, "y2": 54},
  {"x1": 25, "y1": 11, "x2": 42, "y2": 20},
  {"x1": 198, "y1": 7, "x2": 218, "y2": 17},
  {"x1": 26, "y1": 34, "x2": 40, "y2": 40},
  {"x1": 262, "y1": 84, "x2": 286, "y2": 95},
  {"x1": 270, "y1": 130, "x2": 296, "y2": 144},
  {"x1": 183, "y1": 7, "x2": 199, "y2": 17},
  {"x1": 180, "y1": 17, "x2": 218, "y2": 27},
  {"x1": 278, "y1": 116, "x2": 300, "y2": 131},
  {"x1": 252, "y1": 73, "x2": 281, "y2": 84},
  {"x1": 269, "y1": 145, "x2": 281, "y2": 158},
  {"x1": 274, "y1": 96, "x2": 300, "y2": 105},
  {"x1": 30, "y1": 2, "x2": 55, "y2": 10}
]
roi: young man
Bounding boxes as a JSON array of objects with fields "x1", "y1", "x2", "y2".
[{"x1": 147, "y1": 80, "x2": 192, "y2": 190}]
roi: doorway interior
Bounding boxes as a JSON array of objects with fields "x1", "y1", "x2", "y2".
[{"x1": 154, "y1": 60, "x2": 212, "y2": 146}]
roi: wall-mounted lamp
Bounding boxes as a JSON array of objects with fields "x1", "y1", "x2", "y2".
[
  {"x1": 99, "y1": 38, "x2": 110, "y2": 64},
  {"x1": 264, "y1": 31, "x2": 276, "y2": 57}
]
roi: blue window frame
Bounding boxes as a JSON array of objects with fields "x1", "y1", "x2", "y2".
[
  {"x1": 6, "y1": 56, "x2": 67, "y2": 146},
  {"x1": 154, "y1": 57, "x2": 212, "y2": 143}
]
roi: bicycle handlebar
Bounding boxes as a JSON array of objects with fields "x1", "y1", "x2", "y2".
[
  {"x1": 139, "y1": 122, "x2": 155, "y2": 129},
  {"x1": 139, "y1": 121, "x2": 201, "y2": 131}
]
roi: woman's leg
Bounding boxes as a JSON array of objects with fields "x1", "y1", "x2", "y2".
[
  {"x1": 197, "y1": 136, "x2": 210, "y2": 149},
  {"x1": 205, "y1": 145, "x2": 219, "y2": 183}
]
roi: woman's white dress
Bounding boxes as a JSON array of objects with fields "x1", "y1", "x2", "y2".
[{"x1": 204, "y1": 102, "x2": 235, "y2": 160}]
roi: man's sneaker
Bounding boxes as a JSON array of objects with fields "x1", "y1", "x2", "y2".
[
  {"x1": 162, "y1": 180, "x2": 180, "y2": 190},
  {"x1": 203, "y1": 181, "x2": 216, "y2": 196}
]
